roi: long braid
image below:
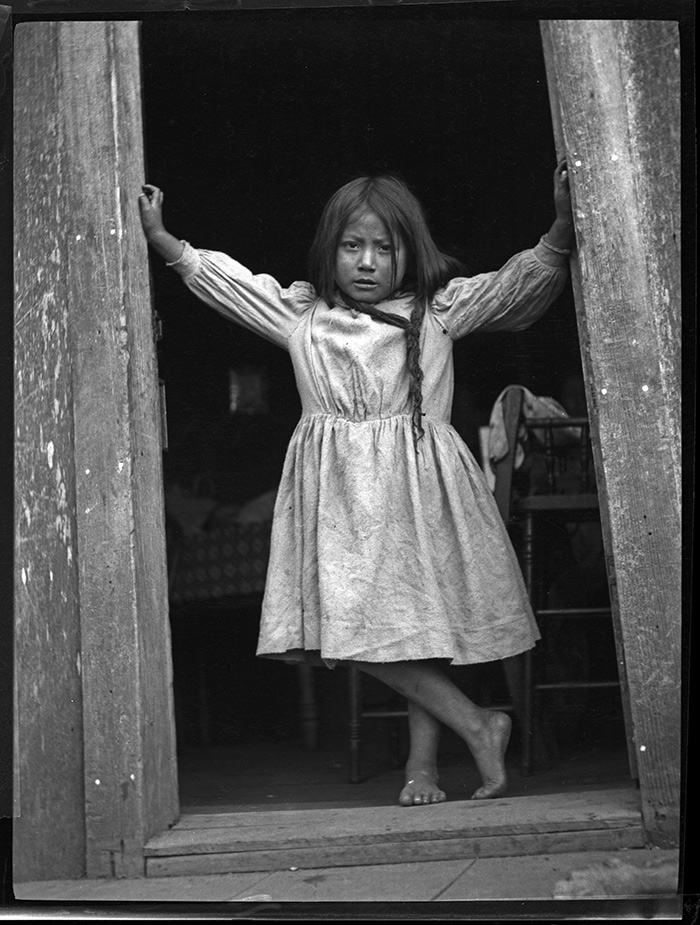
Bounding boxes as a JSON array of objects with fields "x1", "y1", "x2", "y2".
[
  {"x1": 310, "y1": 176, "x2": 463, "y2": 453},
  {"x1": 405, "y1": 299, "x2": 427, "y2": 451},
  {"x1": 338, "y1": 295, "x2": 427, "y2": 452}
]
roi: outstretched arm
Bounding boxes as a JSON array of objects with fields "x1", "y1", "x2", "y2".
[
  {"x1": 542, "y1": 158, "x2": 574, "y2": 251},
  {"x1": 433, "y1": 159, "x2": 573, "y2": 338},
  {"x1": 137, "y1": 184, "x2": 314, "y2": 350},
  {"x1": 138, "y1": 184, "x2": 185, "y2": 263}
]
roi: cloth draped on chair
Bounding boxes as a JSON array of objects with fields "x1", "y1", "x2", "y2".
[{"x1": 487, "y1": 384, "x2": 582, "y2": 473}]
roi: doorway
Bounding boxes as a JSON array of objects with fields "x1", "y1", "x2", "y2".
[{"x1": 140, "y1": 8, "x2": 628, "y2": 814}]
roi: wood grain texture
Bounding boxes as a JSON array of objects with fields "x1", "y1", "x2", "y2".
[
  {"x1": 147, "y1": 787, "x2": 642, "y2": 852},
  {"x1": 541, "y1": 20, "x2": 682, "y2": 847},
  {"x1": 101, "y1": 18, "x2": 178, "y2": 853},
  {"x1": 144, "y1": 788, "x2": 644, "y2": 875},
  {"x1": 147, "y1": 828, "x2": 645, "y2": 877},
  {"x1": 56, "y1": 20, "x2": 178, "y2": 877},
  {"x1": 13, "y1": 21, "x2": 177, "y2": 880},
  {"x1": 13, "y1": 21, "x2": 87, "y2": 884},
  {"x1": 540, "y1": 20, "x2": 639, "y2": 786}
]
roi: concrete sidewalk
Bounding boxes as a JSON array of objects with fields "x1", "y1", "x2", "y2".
[{"x1": 13, "y1": 847, "x2": 680, "y2": 906}]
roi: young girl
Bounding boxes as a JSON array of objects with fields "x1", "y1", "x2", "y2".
[{"x1": 139, "y1": 163, "x2": 574, "y2": 805}]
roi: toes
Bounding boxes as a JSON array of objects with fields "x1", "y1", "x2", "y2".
[
  {"x1": 399, "y1": 769, "x2": 446, "y2": 807},
  {"x1": 399, "y1": 781, "x2": 445, "y2": 807},
  {"x1": 399, "y1": 787, "x2": 428, "y2": 806}
]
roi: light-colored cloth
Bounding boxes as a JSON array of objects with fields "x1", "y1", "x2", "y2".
[
  {"x1": 169, "y1": 240, "x2": 568, "y2": 665},
  {"x1": 488, "y1": 384, "x2": 582, "y2": 473}
]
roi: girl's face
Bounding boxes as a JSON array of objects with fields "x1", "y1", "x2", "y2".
[{"x1": 334, "y1": 210, "x2": 407, "y2": 304}]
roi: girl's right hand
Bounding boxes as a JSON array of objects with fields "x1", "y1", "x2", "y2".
[
  {"x1": 138, "y1": 184, "x2": 166, "y2": 240},
  {"x1": 138, "y1": 184, "x2": 186, "y2": 263}
]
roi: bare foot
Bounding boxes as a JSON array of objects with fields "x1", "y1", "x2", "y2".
[
  {"x1": 399, "y1": 768, "x2": 446, "y2": 806},
  {"x1": 470, "y1": 711, "x2": 512, "y2": 800}
]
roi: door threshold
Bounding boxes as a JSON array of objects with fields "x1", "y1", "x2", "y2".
[{"x1": 144, "y1": 785, "x2": 644, "y2": 877}]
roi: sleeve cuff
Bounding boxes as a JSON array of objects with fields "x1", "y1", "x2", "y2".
[
  {"x1": 532, "y1": 240, "x2": 570, "y2": 269},
  {"x1": 166, "y1": 241, "x2": 200, "y2": 279}
]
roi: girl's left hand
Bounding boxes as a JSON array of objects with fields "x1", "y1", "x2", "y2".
[{"x1": 553, "y1": 157, "x2": 573, "y2": 223}]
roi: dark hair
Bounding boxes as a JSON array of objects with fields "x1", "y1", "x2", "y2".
[{"x1": 308, "y1": 175, "x2": 463, "y2": 449}]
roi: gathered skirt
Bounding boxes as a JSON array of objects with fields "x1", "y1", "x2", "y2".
[{"x1": 256, "y1": 412, "x2": 539, "y2": 666}]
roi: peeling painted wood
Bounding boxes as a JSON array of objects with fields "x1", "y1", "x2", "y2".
[
  {"x1": 541, "y1": 20, "x2": 682, "y2": 847},
  {"x1": 14, "y1": 21, "x2": 178, "y2": 881}
]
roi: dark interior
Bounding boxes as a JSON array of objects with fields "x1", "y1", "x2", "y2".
[{"x1": 140, "y1": 8, "x2": 627, "y2": 810}]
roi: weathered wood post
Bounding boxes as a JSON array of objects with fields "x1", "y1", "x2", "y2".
[
  {"x1": 540, "y1": 19, "x2": 682, "y2": 847},
  {"x1": 14, "y1": 21, "x2": 178, "y2": 880},
  {"x1": 14, "y1": 20, "x2": 86, "y2": 883}
]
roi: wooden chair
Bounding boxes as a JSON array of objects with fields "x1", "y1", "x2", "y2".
[
  {"x1": 492, "y1": 386, "x2": 622, "y2": 776},
  {"x1": 348, "y1": 667, "x2": 408, "y2": 784},
  {"x1": 347, "y1": 386, "x2": 624, "y2": 783}
]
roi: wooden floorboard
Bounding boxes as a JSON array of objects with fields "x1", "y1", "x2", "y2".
[
  {"x1": 146, "y1": 827, "x2": 643, "y2": 878},
  {"x1": 144, "y1": 786, "x2": 643, "y2": 876}
]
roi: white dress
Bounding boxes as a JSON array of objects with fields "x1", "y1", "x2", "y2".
[{"x1": 169, "y1": 241, "x2": 568, "y2": 665}]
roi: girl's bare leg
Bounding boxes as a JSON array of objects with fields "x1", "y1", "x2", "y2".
[
  {"x1": 399, "y1": 702, "x2": 446, "y2": 806},
  {"x1": 354, "y1": 659, "x2": 511, "y2": 800}
]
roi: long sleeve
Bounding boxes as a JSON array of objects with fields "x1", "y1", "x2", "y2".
[
  {"x1": 168, "y1": 242, "x2": 317, "y2": 351},
  {"x1": 431, "y1": 242, "x2": 569, "y2": 340}
]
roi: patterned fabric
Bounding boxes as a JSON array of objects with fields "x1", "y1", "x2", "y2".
[{"x1": 170, "y1": 523, "x2": 271, "y2": 604}]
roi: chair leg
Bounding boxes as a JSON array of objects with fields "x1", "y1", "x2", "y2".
[
  {"x1": 522, "y1": 648, "x2": 534, "y2": 776},
  {"x1": 502, "y1": 650, "x2": 547, "y2": 777},
  {"x1": 348, "y1": 666, "x2": 362, "y2": 783},
  {"x1": 501, "y1": 652, "x2": 525, "y2": 752},
  {"x1": 296, "y1": 664, "x2": 319, "y2": 751}
]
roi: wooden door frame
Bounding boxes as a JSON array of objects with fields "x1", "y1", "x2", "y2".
[
  {"x1": 13, "y1": 20, "x2": 178, "y2": 882},
  {"x1": 12, "y1": 10, "x2": 683, "y2": 884},
  {"x1": 540, "y1": 20, "x2": 682, "y2": 848}
]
